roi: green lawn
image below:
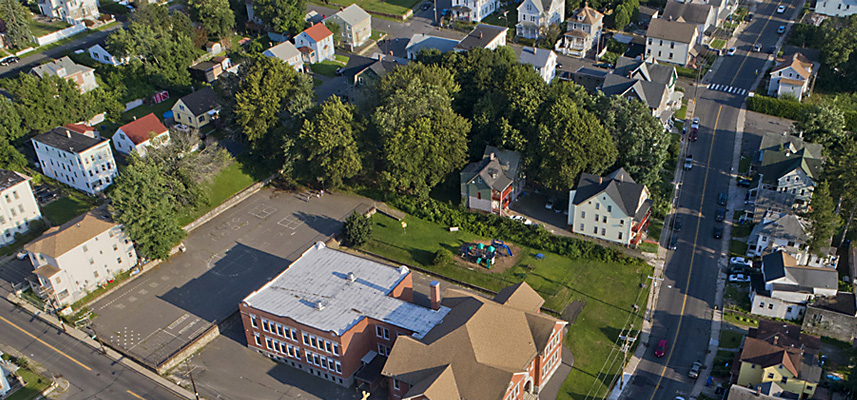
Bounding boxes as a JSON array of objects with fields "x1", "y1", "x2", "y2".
[
  {"x1": 100, "y1": 1, "x2": 131, "y2": 16},
  {"x1": 6, "y1": 367, "x2": 51, "y2": 400},
  {"x1": 638, "y1": 241, "x2": 658, "y2": 254},
  {"x1": 370, "y1": 30, "x2": 386, "y2": 41},
  {"x1": 176, "y1": 160, "x2": 263, "y2": 226},
  {"x1": 719, "y1": 329, "x2": 744, "y2": 349},
  {"x1": 481, "y1": 3, "x2": 517, "y2": 29},
  {"x1": 723, "y1": 310, "x2": 759, "y2": 328},
  {"x1": 42, "y1": 196, "x2": 96, "y2": 225},
  {"x1": 675, "y1": 100, "x2": 688, "y2": 121},
  {"x1": 308, "y1": 0, "x2": 420, "y2": 17},
  {"x1": 363, "y1": 213, "x2": 651, "y2": 400},
  {"x1": 27, "y1": 18, "x2": 71, "y2": 37},
  {"x1": 310, "y1": 56, "x2": 349, "y2": 77},
  {"x1": 729, "y1": 239, "x2": 748, "y2": 256},
  {"x1": 122, "y1": 98, "x2": 178, "y2": 126},
  {"x1": 710, "y1": 39, "x2": 726, "y2": 49}
]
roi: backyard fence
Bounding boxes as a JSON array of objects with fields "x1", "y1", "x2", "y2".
[{"x1": 33, "y1": 23, "x2": 86, "y2": 47}]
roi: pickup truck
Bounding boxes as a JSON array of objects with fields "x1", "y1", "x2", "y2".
[{"x1": 683, "y1": 154, "x2": 693, "y2": 170}]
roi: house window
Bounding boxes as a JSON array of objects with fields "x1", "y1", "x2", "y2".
[
  {"x1": 607, "y1": 205, "x2": 611, "y2": 212},
  {"x1": 581, "y1": 211, "x2": 585, "y2": 218},
  {"x1": 262, "y1": 320, "x2": 269, "y2": 332},
  {"x1": 620, "y1": 220, "x2": 624, "y2": 226},
  {"x1": 266, "y1": 337, "x2": 273, "y2": 349},
  {"x1": 277, "y1": 325, "x2": 285, "y2": 337},
  {"x1": 768, "y1": 373, "x2": 774, "y2": 379},
  {"x1": 254, "y1": 334, "x2": 261, "y2": 346},
  {"x1": 786, "y1": 306, "x2": 793, "y2": 313},
  {"x1": 601, "y1": 228, "x2": 605, "y2": 236},
  {"x1": 393, "y1": 379, "x2": 400, "y2": 390},
  {"x1": 579, "y1": 223, "x2": 584, "y2": 231},
  {"x1": 670, "y1": 42, "x2": 674, "y2": 49},
  {"x1": 376, "y1": 326, "x2": 390, "y2": 340},
  {"x1": 602, "y1": 216, "x2": 607, "y2": 223},
  {"x1": 595, "y1": 203, "x2": 600, "y2": 210},
  {"x1": 333, "y1": 344, "x2": 340, "y2": 355},
  {"x1": 595, "y1": 214, "x2": 599, "y2": 221},
  {"x1": 768, "y1": 304, "x2": 774, "y2": 309},
  {"x1": 781, "y1": 377, "x2": 788, "y2": 384},
  {"x1": 759, "y1": 302, "x2": 765, "y2": 307},
  {"x1": 303, "y1": 333, "x2": 310, "y2": 345},
  {"x1": 593, "y1": 226, "x2": 598, "y2": 234},
  {"x1": 477, "y1": 192, "x2": 481, "y2": 200},
  {"x1": 311, "y1": 336, "x2": 317, "y2": 348},
  {"x1": 12, "y1": 191, "x2": 18, "y2": 200},
  {"x1": 669, "y1": 52, "x2": 674, "y2": 59},
  {"x1": 378, "y1": 343, "x2": 391, "y2": 356},
  {"x1": 250, "y1": 315, "x2": 258, "y2": 328},
  {"x1": 618, "y1": 232, "x2": 623, "y2": 240}
]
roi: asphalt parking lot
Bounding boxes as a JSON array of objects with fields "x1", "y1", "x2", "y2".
[{"x1": 90, "y1": 189, "x2": 371, "y2": 368}]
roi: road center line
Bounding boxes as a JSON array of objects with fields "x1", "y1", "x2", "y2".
[
  {"x1": 126, "y1": 389, "x2": 146, "y2": 399},
  {"x1": 648, "y1": 105, "x2": 723, "y2": 400},
  {"x1": 728, "y1": 0, "x2": 785, "y2": 87},
  {"x1": 0, "y1": 315, "x2": 91, "y2": 371}
]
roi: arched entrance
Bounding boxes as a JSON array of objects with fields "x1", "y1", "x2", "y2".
[{"x1": 524, "y1": 378, "x2": 534, "y2": 393}]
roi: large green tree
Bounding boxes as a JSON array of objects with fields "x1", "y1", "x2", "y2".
[
  {"x1": 252, "y1": 0, "x2": 306, "y2": 35},
  {"x1": 297, "y1": 97, "x2": 363, "y2": 188},
  {"x1": 806, "y1": 181, "x2": 838, "y2": 254},
  {"x1": 535, "y1": 95, "x2": 617, "y2": 190},
  {"x1": 797, "y1": 104, "x2": 848, "y2": 150},
  {"x1": 234, "y1": 56, "x2": 305, "y2": 143},
  {"x1": 0, "y1": 0, "x2": 33, "y2": 48},
  {"x1": 188, "y1": 0, "x2": 235, "y2": 39},
  {"x1": 826, "y1": 139, "x2": 857, "y2": 245}
]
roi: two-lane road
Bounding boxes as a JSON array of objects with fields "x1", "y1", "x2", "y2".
[
  {"x1": 0, "y1": 301, "x2": 181, "y2": 399},
  {"x1": 622, "y1": 0, "x2": 801, "y2": 398}
]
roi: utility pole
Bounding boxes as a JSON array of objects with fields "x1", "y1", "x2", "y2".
[
  {"x1": 186, "y1": 359, "x2": 200, "y2": 400},
  {"x1": 90, "y1": 323, "x2": 106, "y2": 354},
  {"x1": 618, "y1": 324, "x2": 636, "y2": 390}
]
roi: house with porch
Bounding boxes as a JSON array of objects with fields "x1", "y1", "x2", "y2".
[
  {"x1": 750, "y1": 251, "x2": 838, "y2": 320},
  {"x1": 295, "y1": 23, "x2": 335, "y2": 64},
  {"x1": 746, "y1": 213, "x2": 838, "y2": 268},
  {"x1": 568, "y1": 168, "x2": 652, "y2": 246},
  {"x1": 324, "y1": 4, "x2": 372, "y2": 51},
  {"x1": 516, "y1": 0, "x2": 565, "y2": 39},
  {"x1": 31, "y1": 126, "x2": 117, "y2": 195},
  {"x1": 768, "y1": 52, "x2": 814, "y2": 101},
  {"x1": 756, "y1": 141, "x2": 823, "y2": 210},
  {"x1": 112, "y1": 113, "x2": 170, "y2": 157},
  {"x1": 597, "y1": 56, "x2": 682, "y2": 119},
  {"x1": 382, "y1": 282, "x2": 568, "y2": 399},
  {"x1": 450, "y1": 0, "x2": 500, "y2": 22},
  {"x1": 264, "y1": 41, "x2": 304, "y2": 72},
  {"x1": 556, "y1": 4, "x2": 603, "y2": 57},
  {"x1": 171, "y1": 87, "x2": 221, "y2": 130},
  {"x1": 644, "y1": 18, "x2": 699, "y2": 66},
  {"x1": 31, "y1": 57, "x2": 98, "y2": 94},
  {"x1": 460, "y1": 146, "x2": 524, "y2": 215}
]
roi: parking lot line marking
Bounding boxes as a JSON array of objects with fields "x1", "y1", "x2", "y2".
[
  {"x1": 0, "y1": 315, "x2": 91, "y2": 371},
  {"x1": 126, "y1": 390, "x2": 146, "y2": 399}
]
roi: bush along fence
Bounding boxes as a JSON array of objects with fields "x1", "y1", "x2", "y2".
[
  {"x1": 387, "y1": 195, "x2": 644, "y2": 266},
  {"x1": 746, "y1": 94, "x2": 809, "y2": 120}
]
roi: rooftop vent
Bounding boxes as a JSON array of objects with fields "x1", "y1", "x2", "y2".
[
  {"x1": 315, "y1": 301, "x2": 325, "y2": 311},
  {"x1": 347, "y1": 272, "x2": 356, "y2": 282}
]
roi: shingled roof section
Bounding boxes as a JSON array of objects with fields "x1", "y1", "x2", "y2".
[
  {"x1": 117, "y1": 113, "x2": 167, "y2": 145},
  {"x1": 646, "y1": 18, "x2": 698, "y2": 43},
  {"x1": 25, "y1": 207, "x2": 117, "y2": 259},
  {"x1": 572, "y1": 168, "x2": 647, "y2": 217},
  {"x1": 303, "y1": 22, "x2": 333, "y2": 42}
]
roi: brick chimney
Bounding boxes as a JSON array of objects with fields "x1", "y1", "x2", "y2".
[
  {"x1": 430, "y1": 281, "x2": 441, "y2": 310},
  {"x1": 756, "y1": 386, "x2": 761, "y2": 396},
  {"x1": 773, "y1": 335, "x2": 779, "y2": 345}
]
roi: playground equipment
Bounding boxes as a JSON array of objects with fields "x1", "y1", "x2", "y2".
[
  {"x1": 460, "y1": 243, "x2": 497, "y2": 269},
  {"x1": 491, "y1": 239, "x2": 513, "y2": 257}
]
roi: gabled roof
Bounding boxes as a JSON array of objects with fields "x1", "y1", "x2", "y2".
[
  {"x1": 302, "y1": 23, "x2": 333, "y2": 42},
  {"x1": 741, "y1": 320, "x2": 822, "y2": 384},
  {"x1": 117, "y1": 113, "x2": 168, "y2": 145},
  {"x1": 600, "y1": 74, "x2": 667, "y2": 111},
  {"x1": 572, "y1": 168, "x2": 647, "y2": 218},
  {"x1": 614, "y1": 56, "x2": 675, "y2": 86},
  {"x1": 646, "y1": 18, "x2": 698, "y2": 43},
  {"x1": 25, "y1": 207, "x2": 117, "y2": 259},
  {"x1": 382, "y1": 284, "x2": 566, "y2": 400},
  {"x1": 518, "y1": 47, "x2": 555, "y2": 68},
  {"x1": 758, "y1": 134, "x2": 824, "y2": 162},
  {"x1": 461, "y1": 146, "x2": 522, "y2": 192},
  {"x1": 406, "y1": 34, "x2": 459, "y2": 55},
  {"x1": 571, "y1": 5, "x2": 603, "y2": 25},
  {"x1": 31, "y1": 56, "x2": 93, "y2": 79},
  {"x1": 177, "y1": 87, "x2": 220, "y2": 116},
  {"x1": 455, "y1": 24, "x2": 508, "y2": 51},
  {"x1": 762, "y1": 251, "x2": 838, "y2": 290},
  {"x1": 63, "y1": 123, "x2": 96, "y2": 137},
  {"x1": 740, "y1": 337, "x2": 800, "y2": 376},
  {"x1": 340, "y1": 55, "x2": 400, "y2": 82},
  {"x1": 494, "y1": 282, "x2": 544, "y2": 312},
  {"x1": 758, "y1": 146, "x2": 823, "y2": 183},
  {"x1": 0, "y1": 170, "x2": 28, "y2": 192},
  {"x1": 772, "y1": 52, "x2": 813, "y2": 79},
  {"x1": 662, "y1": 2, "x2": 715, "y2": 25},
  {"x1": 752, "y1": 214, "x2": 809, "y2": 246},
  {"x1": 263, "y1": 41, "x2": 301, "y2": 62},
  {"x1": 327, "y1": 4, "x2": 370, "y2": 26},
  {"x1": 32, "y1": 127, "x2": 106, "y2": 154}
]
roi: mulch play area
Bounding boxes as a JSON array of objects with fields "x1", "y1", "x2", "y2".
[{"x1": 457, "y1": 239, "x2": 523, "y2": 274}]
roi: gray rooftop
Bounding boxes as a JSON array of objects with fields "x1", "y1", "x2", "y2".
[
  {"x1": 600, "y1": 74, "x2": 667, "y2": 110},
  {"x1": 0, "y1": 170, "x2": 27, "y2": 192},
  {"x1": 750, "y1": 214, "x2": 809, "y2": 247},
  {"x1": 762, "y1": 251, "x2": 838, "y2": 290},
  {"x1": 329, "y1": 4, "x2": 371, "y2": 26},
  {"x1": 406, "y1": 34, "x2": 459, "y2": 55},
  {"x1": 178, "y1": 87, "x2": 220, "y2": 116},
  {"x1": 455, "y1": 24, "x2": 508, "y2": 51},
  {"x1": 613, "y1": 56, "x2": 676, "y2": 86},
  {"x1": 243, "y1": 242, "x2": 449, "y2": 338},
  {"x1": 518, "y1": 47, "x2": 554, "y2": 68},
  {"x1": 32, "y1": 127, "x2": 107, "y2": 154},
  {"x1": 662, "y1": 2, "x2": 715, "y2": 26},
  {"x1": 461, "y1": 146, "x2": 522, "y2": 192},
  {"x1": 646, "y1": 18, "x2": 698, "y2": 43},
  {"x1": 572, "y1": 168, "x2": 648, "y2": 218},
  {"x1": 263, "y1": 41, "x2": 301, "y2": 62},
  {"x1": 31, "y1": 56, "x2": 93, "y2": 79},
  {"x1": 727, "y1": 384, "x2": 787, "y2": 400}
]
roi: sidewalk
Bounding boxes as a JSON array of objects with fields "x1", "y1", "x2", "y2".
[{"x1": 3, "y1": 293, "x2": 196, "y2": 399}]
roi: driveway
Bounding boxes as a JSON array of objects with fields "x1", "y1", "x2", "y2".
[
  {"x1": 89, "y1": 189, "x2": 371, "y2": 369},
  {"x1": 509, "y1": 191, "x2": 571, "y2": 237}
]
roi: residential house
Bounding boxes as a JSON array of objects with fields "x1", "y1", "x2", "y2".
[
  {"x1": 756, "y1": 141, "x2": 822, "y2": 209},
  {"x1": 112, "y1": 113, "x2": 170, "y2": 157},
  {"x1": 735, "y1": 320, "x2": 822, "y2": 399},
  {"x1": 31, "y1": 57, "x2": 98, "y2": 94},
  {"x1": 295, "y1": 23, "x2": 335, "y2": 64},
  {"x1": 172, "y1": 87, "x2": 221, "y2": 130},
  {"x1": 597, "y1": 56, "x2": 682, "y2": 120},
  {"x1": 661, "y1": 1, "x2": 717, "y2": 37},
  {"x1": 636, "y1": 5, "x2": 659, "y2": 26},
  {"x1": 768, "y1": 53, "x2": 814, "y2": 101},
  {"x1": 460, "y1": 146, "x2": 525, "y2": 215},
  {"x1": 518, "y1": 47, "x2": 558, "y2": 83},
  {"x1": 324, "y1": 4, "x2": 372, "y2": 51},
  {"x1": 245, "y1": 0, "x2": 261, "y2": 24},
  {"x1": 240, "y1": 242, "x2": 450, "y2": 388},
  {"x1": 754, "y1": 133, "x2": 823, "y2": 168},
  {"x1": 25, "y1": 207, "x2": 138, "y2": 307},
  {"x1": 727, "y1": 384, "x2": 793, "y2": 400},
  {"x1": 382, "y1": 282, "x2": 568, "y2": 399},
  {"x1": 815, "y1": 0, "x2": 857, "y2": 17},
  {"x1": 189, "y1": 57, "x2": 232, "y2": 83},
  {"x1": 64, "y1": 123, "x2": 99, "y2": 139},
  {"x1": 746, "y1": 213, "x2": 838, "y2": 268},
  {"x1": 645, "y1": 18, "x2": 699, "y2": 66},
  {"x1": 556, "y1": 4, "x2": 603, "y2": 58},
  {"x1": 88, "y1": 44, "x2": 128, "y2": 66},
  {"x1": 31, "y1": 127, "x2": 117, "y2": 195},
  {"x1": 708, "y1": 0, "x2": 739, "y2": 25},
  {"x1": 455, "y1": 24, "x2": 508, "y2": 52},
  {"x1": 749, "y1": 188, "x2": 796, "y2": 224},
  {"x1": 568, "y1": 168, "x2": 653, "y2": 246},
  {"x1": 751, "y1": 251, "x2": 838, "y2": 320},
  {"x1": 516, "y1": 0, "x2": 565, "y2": 39},
  {"x1": 450, "y1": 0, "x2": 500, "y2": 22},
  {"x1": 0, "y1": 170, "x2": 42, "y2": 246},
  {"x1": 406, "y1": 34, "x2": 460, "y2": 60},
  {"x1": 263, "y1": 41, "x2": 305, "y2": 72},
  {"x1": 340, "y1": 54, "x2": 402, "y2": 86},
  {"x1": 802, "y1": 291, "x2": 857, "y2": 344},
  {"x1": 37, "y1": 0, "x2": 99, "y2": 24},
  {"x1": 0, "y1": 356, "x2": 19, "y2": 397}
]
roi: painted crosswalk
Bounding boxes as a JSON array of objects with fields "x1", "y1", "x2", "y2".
[{"x1": 706, "y1": 83, "x2": 748, "y2": 96}]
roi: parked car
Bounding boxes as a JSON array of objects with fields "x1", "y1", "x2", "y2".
[
  {"x1": 16, "y1": 251, "x2": 27, "y2": 260},
  {"x1": 595, "y1": 62, "x2": 613, "y2": 69},
  {"x1": 747, "y1": 13, "x2": 753, "y2": 21},
  {"x1": 554, "y1": 201, "x2": 567, "y2": 214},
  {"x1": 672, "y1": 215, "x2": 683, "y2": 233},
  {"x1": 0, "y1": 56, "x2": 19, "y2": 66},
  {"x1": 718, "y1": 192, "x2": 728, "y2": 206},
  {"x1": 768, "y1": 45, "x2": 777, "y2": 54},
  {"x1": 778, "y1": 25, "x2": 786, "y2": 34},
  {"x1": 669, "y1": 233, "x2": 678, "y2": 250},
  {"x1": 421, "y1": 1, "x2": 431, "y2": 10},
  {"x1": 727, "y1": 47, "x2": 737, "y2": 56},
  {"x1": 753, "y1": 43, "x2": 762, "y2": 52},
  {"x1": 713, "y1": 226, "x2": 723, "y2": 239},
  {"x1": 691, "y1": 117, "x2": 700, "y2": 129},
  {"x1": 729, "y1": 274, "x2": 752, "y2": 282},
  {"x1": 737, "y1": 178, "x2": 752, "y2": 187},
  {"x1": 715, "y1": 208, "x2": 726, "y2": 222},
  {"x1": 655, "y1": 339, "x2": 667, "y2": 357},
  {"x1": 510, "y1": 215, "x2": 530, "y2": 225},
  {"x1": 545, "y1": 197, "x2": 556, "y2": 210},
  {"x1": 684, "y1": 154, "x2": 693, "y2": 170},
  {"x1": 728, "y1": 266, "x2": 747, "y2": 275},
  {"x1": 777, "y1": 5, "x2": 786, "y2": 13},
  {"x1": 688, "y1": 361, "x2": 703, "y2": 378},
  {"x1": 689, "y1": 127, "x2": 698, "y2": 142}
]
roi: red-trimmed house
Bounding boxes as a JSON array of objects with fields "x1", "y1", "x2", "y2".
[
  {"x1": 567, "y1": 168, "x2": 652, "y2": 246},
  {"x1": 382, "y1": 282, "x2": 569, "y2": 400},
  {"x1": 460, "y1": 146, "x2": 525, "y2": 216},
  {"x1": 112, "y1": 113, "x2": 170, "y2": 158},
  {"x1": 295, "y1": 23, "x2": 335, "y2": 64},
  {"x1": 239, "y1": 242, "x2": 450, "y2": 389}
]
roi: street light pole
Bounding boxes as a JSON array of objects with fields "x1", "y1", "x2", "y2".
[{"x1": 186, "y1": 359, "x2": 200, "y2": 400}]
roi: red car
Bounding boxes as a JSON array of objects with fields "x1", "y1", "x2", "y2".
[
  {"x1": 689, "y1": 127, "x2": 698, "y2": 142},
  {"x1": 655, "y1": 339, "x2": 667, "y2": 358}
]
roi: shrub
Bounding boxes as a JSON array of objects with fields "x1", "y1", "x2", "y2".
[
  {"x1": 343, "y1": 212, "x2": 372, "y2": 246},
  {"x1": 747, "y1": 95, "x2": 809, "y2": 120},
  {"x1": 433, "y1": 249, "x2": 455, "y2": 265}
]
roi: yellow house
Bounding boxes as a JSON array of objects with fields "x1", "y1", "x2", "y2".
[
  {"x1": 171, "y1": 87, "x2": 221, "y2": 130},
  {"x1": 736, "y1": 323, "x2": 822, "y2": 399}
]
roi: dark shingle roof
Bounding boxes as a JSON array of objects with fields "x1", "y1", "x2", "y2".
[
  {"x1": 762, "y1": 251, "x2": 838, "y2": 290},
  {"x1": 662, "y1": 2, "x2": 714, "y2": 25},
  {"x1": 600, "y1": 74, "x2": 666, "y2": 110},
  {"x1": 460, "y1": 146, "x2": 521, "y2": 192},
  {"x1": 455, "y1": 25, "x2": 508, "y2": 51},
  {"x1": 758, "y1": 147, "x2": 823, "y2": 184},
  {"x1": 0, "y1": 170, "x2": 27, "y2": 191},
  {"x1": 646, "y1": 18, "x2": 697, "y2": 43},
  {"x1": 613, "y1": 56, "x2": 675, "y2": 86},
  {"x1": 572, "y1": 168, "x2": 647, "y2": 218},
  {"x1": 811, "y1": 292, "x2": 857, "y2": 316},
  {"x1": 178, "y1": 87, "x2": 220, "y2": 116},
  {"x1": 32, "y1": 127, "x2": 106, "y2": 154}
]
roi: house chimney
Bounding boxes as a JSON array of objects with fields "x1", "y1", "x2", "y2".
[
  {"x1": 347, "y1": 271, "x2": 356, "y2": 282},
  {"x1": 430, "y1": 281, "x2": 441, "y2": 310},
  {"x1": 773, "y1": 335, "x2": 779, "y2": 345},
  {"x1": 756, "y1": 386, "x2": 761, "y2": 396},
  {"x1": 479, "y1": 31, "x2": 483, "y2": 39},
  {"x1": 490, "y1": 152, "x2": 496, "y2": 160},
  {"x1": 133, "y1": 116, "x2": 137, "y2": 121},
  {"x1": 65, "y1": 130, "x2": 71, "y2": 138}
]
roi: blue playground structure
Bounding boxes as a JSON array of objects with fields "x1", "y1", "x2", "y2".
[
  {"x1": 460, "y1": 240, "x2": 514, "y2": 269},
  {"x1": 491, "y1": 239, "x2": 513, "y2": 257}
]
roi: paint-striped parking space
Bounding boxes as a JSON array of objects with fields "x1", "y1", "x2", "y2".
[{"x1": 707, "y1": 83, "x2": 748, "y2": 96}]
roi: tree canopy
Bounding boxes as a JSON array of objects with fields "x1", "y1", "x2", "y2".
[
  {"x1": 806, "y1": 181, "x2": 838, "y2": 254},
  {"x1": 234, "y1": 56, "x2": 305, "y2": 143},
  {"x1": 188, "y1": 0, "x2": 235, "y2": 39},
  {"x1": 797, "y1": 104, "x2": 848, "y2": 150},
  {"x1": 297, "y1": 97, "x2": 363, "y2": 188},
  {"x1": 252, "y1": 0, "x2": 306, "y2": 35},
  {"x1": 0, "y1": 0, "x2": 33, "y2": 48}
]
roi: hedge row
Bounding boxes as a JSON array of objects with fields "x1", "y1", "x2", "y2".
[
  {"x1": 388, "y1": 196, "x2": 644, "y2": 266},
  {"x1": 746, "y1": 95, "x2": 809, "y2": 120}
]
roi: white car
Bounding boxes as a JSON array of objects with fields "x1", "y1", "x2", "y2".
[
  {"x1": 691, "y1": 117, "x2": 700, "y2": 129},
  {"x1": 777, "y1": 5, "x2": 786, "y2": 13},
  {"x1": 16, "y1": 251, "x2": 27, "y2": 260},
  {"x1": 727, "y1": 47, "x2": 737, "y2": 56},
  {"x1": 729, "y1": 274, "x2": 751, "y2": 282},
  {"x1": 730, "y1": 257, "x2": 752, "y2": 267}
]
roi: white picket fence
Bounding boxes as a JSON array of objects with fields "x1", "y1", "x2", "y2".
[{"x1": 34, "y1": 23, "x2": 86, "y2": 47}]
